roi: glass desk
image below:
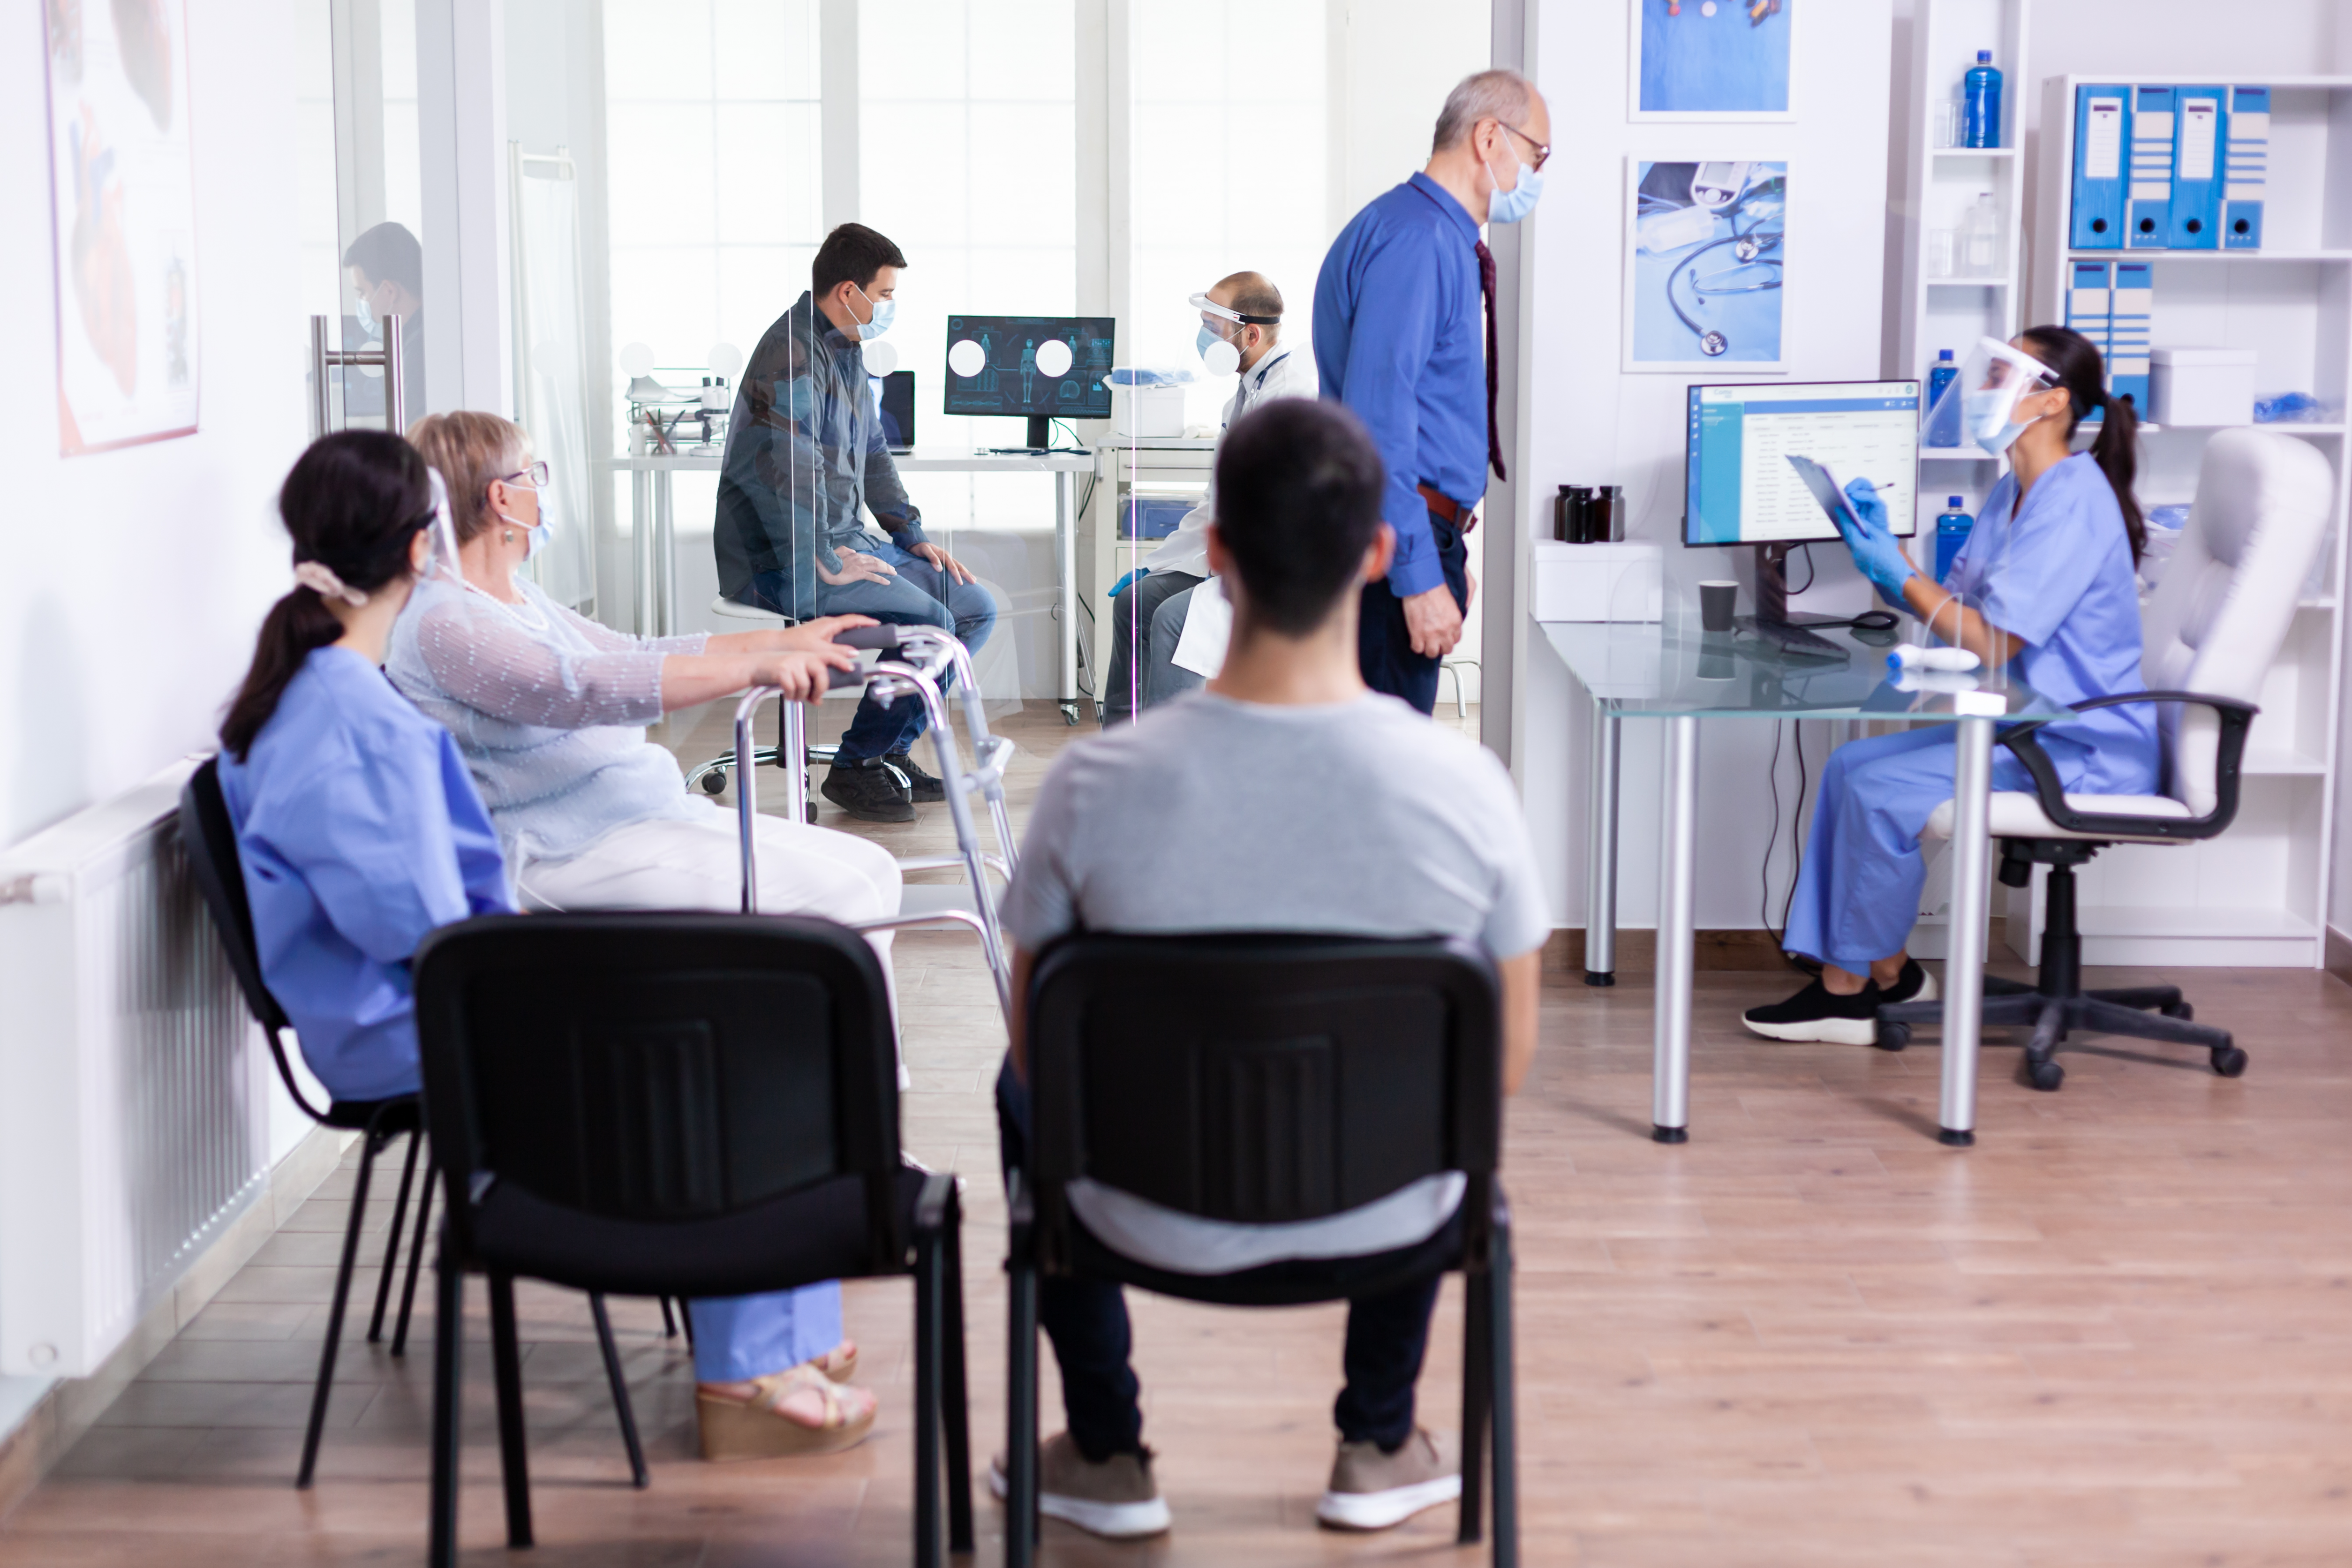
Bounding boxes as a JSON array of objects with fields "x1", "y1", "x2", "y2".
[{"x1": 1539, "y1": 618, "x2": 2067, "y2": 1147}]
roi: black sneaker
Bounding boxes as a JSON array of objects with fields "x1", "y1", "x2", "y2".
[
  {"x1": 1879, "y1": 957, "x2": 1938, "y2": 1007},
  {"x1": 820, "y1": 759, "x2": 915, "y2": 823},
  {"x1": 1742, "y1": 977, "x2": 1885, "y2": 1045},
  {"x1": 884, "y1": 750, "x2": 946, "y2": 803}
]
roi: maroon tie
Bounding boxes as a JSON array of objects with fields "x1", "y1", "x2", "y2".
[{"x1": 1475, "y1": 238, "x2": 1507, "y2": 483}]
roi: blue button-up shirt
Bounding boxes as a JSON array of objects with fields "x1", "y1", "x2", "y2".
[{"x1": 1313, "y1": 173, "x2": 1488, "y2": 598}]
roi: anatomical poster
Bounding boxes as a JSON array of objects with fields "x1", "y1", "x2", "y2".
[{"x1": 45, "y1": 0, "x2": 199, "y2": 455}]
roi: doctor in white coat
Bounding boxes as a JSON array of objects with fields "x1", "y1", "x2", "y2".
[{"x1": 1100, "y1": 271, "x2": 1315, "y2": 724}]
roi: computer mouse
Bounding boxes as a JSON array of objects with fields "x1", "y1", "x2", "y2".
[{"x1": 1850, "y1": 609, "x2": 1899, "y2": 632}]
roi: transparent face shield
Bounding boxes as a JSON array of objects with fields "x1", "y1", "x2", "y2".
[
  {"x1": 1187, "y1": 293, "x2": 1249, "y2": 376},
  {"x1": 1923, "y1": 336, "x2": 2063, "y2": 459}
]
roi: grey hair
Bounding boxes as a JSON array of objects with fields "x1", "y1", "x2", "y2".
[{"x1": 1432, "y1": 69, "x2": 1536, "y2": 154}]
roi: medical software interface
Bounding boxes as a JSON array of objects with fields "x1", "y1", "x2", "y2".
[
  {"x1": 1685, "y1": 381, "x2": 1920, "y2": 545},
  {"x1": 943, "y1": 315, "x2": 1115, "y2": 419}
]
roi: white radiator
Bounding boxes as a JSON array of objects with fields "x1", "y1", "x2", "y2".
[{"x1": 0, "y1": 759, "x2": 276, "y2": 1378}]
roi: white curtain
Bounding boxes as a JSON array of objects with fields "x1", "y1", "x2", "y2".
[{"x1": 513, "y1": 149, "x2": 597, "y2": 611}]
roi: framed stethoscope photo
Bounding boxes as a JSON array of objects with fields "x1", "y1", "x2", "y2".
[{"x1": 1622, "y1": 157, "x2": 1790, "y2": 373}]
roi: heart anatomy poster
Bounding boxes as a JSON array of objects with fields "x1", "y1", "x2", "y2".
[{"x1": 45, "y1": 0, "x2": 199, "y2": 455}]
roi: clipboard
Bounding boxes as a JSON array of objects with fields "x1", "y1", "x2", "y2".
[{"x1": 1784, "y1": 453, "x2": 1859, "y2": 535}]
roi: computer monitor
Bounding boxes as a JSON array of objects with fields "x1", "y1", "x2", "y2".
[
  {"x1": 1683, "y1": 378, "x2": 1920, "y2": 652},
  {"x1": 871, "y1": 370, "x2": 915, "y2": 450},
  {"x1": 943, "y1": 314, "x2": 1115, "y2": 448}
]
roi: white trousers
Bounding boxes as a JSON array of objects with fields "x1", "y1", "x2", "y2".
[{"x1": 515, "y1": 805, "x2": 903, "y2": 992}]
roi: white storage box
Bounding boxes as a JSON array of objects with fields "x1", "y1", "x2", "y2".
[
  {"x1": 1110, "y1": 384, "x2": 1186, "y2": 439},
  {"x1": 1532, "y1": 540, "x2": 1662, "y2": 622},
  {"x1": 2148, "y1": 348, "x2": 2257, "y2": 427}
]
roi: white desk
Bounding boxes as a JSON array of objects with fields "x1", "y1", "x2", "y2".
[
  {"x1": 611, "y1": 447, "x2": 1095, "y2": 722},
  {"x1": 1542, "y1": 617, "x2": 2067, "y2": 1147}
]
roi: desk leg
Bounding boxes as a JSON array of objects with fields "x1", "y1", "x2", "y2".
[
  {"x1": 1652, "y1": 715, "x2": 1698, "y2": 1144},
  {"x1": 1938, "y1": 715, "x2": 1994, "y2": 1146},
  {"x1": 1056, "y1": 472, "x2": 1079, "y2": 725},
  {"x1": 654, "y1": 470, "x2": 676, "y2": 640},
  {"x1": 632, "y1": 471, "x2": 653, "y2": 637},
  {"x1": 1584, "y1": 709, "x2": 1621, "y2": 986}
]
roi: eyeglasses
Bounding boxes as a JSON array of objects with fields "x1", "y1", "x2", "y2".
[
  {"x1": 500, "y1": 460, "x2": 550, "y2": 489},
  {"x1": 1498, "y1": 120, "x2": 1550, "y2": 172}
]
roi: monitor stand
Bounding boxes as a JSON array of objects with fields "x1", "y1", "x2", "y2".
[
  {"x1": 1739, "y1": 543, "x2": 1847, "y2": 662},
  {"x1": 983, "y1": 415, "x2": 1058, "y2": 455}
]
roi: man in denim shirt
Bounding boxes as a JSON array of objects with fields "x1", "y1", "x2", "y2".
[{"x1": 717, "y1": 223, "x2": 995, "y2": 822}]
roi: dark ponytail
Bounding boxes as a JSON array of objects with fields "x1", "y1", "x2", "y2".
[
  {"x1": 2019, "y1": 324, "x2": 2145, "y2": 565},
  {"x1": 220, "y1": 431, "x2": 435, "y2": 759}
]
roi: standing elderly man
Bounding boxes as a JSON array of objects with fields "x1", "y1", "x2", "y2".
[{"x1": 1313, "y1": 69, "x2": 1550, "y2": 713}]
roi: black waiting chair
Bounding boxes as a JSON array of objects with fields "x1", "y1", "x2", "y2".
[
  {"x1": 1006, "y1": 934, "x2": 1518, "y2": 1567},
  {"x1": 179, "y1": 759, "x2": 649, "y2": 1490},
  {"x1": 413, "y1": 913, "x2": 972, "y2": 1568}
]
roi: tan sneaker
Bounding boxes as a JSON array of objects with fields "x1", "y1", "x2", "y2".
[
  {"x1": 1316, "y1": 1427, "x2": 1461, "y2": 1530},
  {"x1": 987, "y1": 1431, "x2": 1172, "y2": 1539}
]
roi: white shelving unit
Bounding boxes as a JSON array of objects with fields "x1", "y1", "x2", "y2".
[
  {"x1": 1893, "y1": 0, "x2": 2033, "y2": 566},
  {"x1": 2022, "y1": 74, "x2": 2352, "y2": 967}
]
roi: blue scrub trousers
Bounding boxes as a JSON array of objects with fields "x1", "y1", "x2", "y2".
[
  {"x1": 1780, "y1": 727, "x2": 2044, "y2": 975},
  {"x1": 688, "y1": 1284, "x2": 843, "y2": 1383},
  {"x1": 747, "y1": 541, "x2": 997, "y2": 763}
]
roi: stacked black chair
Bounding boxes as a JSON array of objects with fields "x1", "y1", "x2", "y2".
[
  {"x1": 413, "y1": 912, "x2": 972, "y2": 1568},
  {"x1": 1008, "y1": 933, "x2": 1518, "y2": 1567},
  {"x1": 179, "y1": 759, "x2": 648, "y2": 1490}
]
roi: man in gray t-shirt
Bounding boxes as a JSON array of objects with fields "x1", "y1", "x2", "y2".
[{"x1": 992, "y1": 400, "x2": 1545, "y2": 1543}]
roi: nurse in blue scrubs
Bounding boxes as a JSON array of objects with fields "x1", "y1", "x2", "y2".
[
  {"x1": 1745, "y1": 326, "x2": 2158, "y2": 1043},
  {"x1": 216, "y1": 430, "x2": 512, "y2": 1102},
  {"x1": 218, "y1": 431, "x2": 878, "y2": 1459}
]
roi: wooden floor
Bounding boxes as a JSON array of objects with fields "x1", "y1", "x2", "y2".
[{"x1": 7, "y1": 700, "x2": 2352, "y2": 1566}]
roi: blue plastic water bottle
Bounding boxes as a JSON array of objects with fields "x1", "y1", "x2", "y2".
[
  {"x1": 1936, "y1": 497, "x2": 1975, "y2": 582},
  {"x1": 1963, "y1": 51, "x2": 2003, "y2": 148},
  {"x1": 1926, "y1": 349, "x2": 1959, "y2": 447}
]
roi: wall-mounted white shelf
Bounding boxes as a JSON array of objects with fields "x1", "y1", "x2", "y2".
[
  {"x1": 2024, "y1": 72, "x2": 2352, "y2": 968},
  {"x1": 1894, "y1": 0, "x2": 2032, "y2": 583}
]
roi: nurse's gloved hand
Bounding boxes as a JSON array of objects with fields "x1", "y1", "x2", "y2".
[
  {"x1": 1837, "y1": 478, "x2": 1917, "y2": 604},
  {"x1": 1109, "y1": 566, "x2": 1150, "y2": 600}
]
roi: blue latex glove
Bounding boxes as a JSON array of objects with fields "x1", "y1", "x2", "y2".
[
  {"x1": 1836, "y1": 478, "x2": 1917, "y2": 605},
  {"x1": 1108, "y1": 566, "x2": 1150, "y2": 600}
]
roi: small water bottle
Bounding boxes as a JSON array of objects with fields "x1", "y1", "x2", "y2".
[
  {"x1": 1936, "y1": 497, "x2": 1975, "y2": 582},
  {"x1": 1963, "y1": 50, "x2": 2003, "y2": 148},
  {"x1": 1963, "y1": 190, "x2": 2001, "y2": 277},
  {"x1": 1926, "y1": 349, "x2": 1960, "y2": 446}
]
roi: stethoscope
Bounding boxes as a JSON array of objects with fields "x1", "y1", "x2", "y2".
[{"x1": 1650, "y1": 178, "x2": 1785, "y2": 357}]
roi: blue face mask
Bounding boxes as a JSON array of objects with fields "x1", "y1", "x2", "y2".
[
  {"x1": 1485, "y1": 148, "x2": 1544, "y2": 224},
  {"x1": 784, "y1": 375, "x2": 818, "y2": 420},
  {"x1": 852, "y1": 284, "x2": 895, "y2": 341},
  {"x1": 354, "y1": 288, "x2": 377, "y2": 339}
]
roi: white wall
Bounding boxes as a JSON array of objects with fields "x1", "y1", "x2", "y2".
[
  {"x1": 0, "y1": 0, "x2": 318, "y2": 1448},
  {"x1": 0, "y1": 0, "x2": 314, "y2": 852},
  {"x1": 1516, "y1": 0, "x2": 1896, "y2": 934}
]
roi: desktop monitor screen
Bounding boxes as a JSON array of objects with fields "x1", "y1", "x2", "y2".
[
  {"x1": 943, "y1": 315, "x2": 1115, "y2": 420},
  {"x1": 871, "y1": 370, "x2": 915, "y2": 449},
  {"x1": 1684, "y1": 380, "x2": 1920, "y2": 546}
]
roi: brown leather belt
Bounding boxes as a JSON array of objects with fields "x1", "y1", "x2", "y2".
[{"x1": 1418, "y1": 482, "x2": 1478, "y2": 535}]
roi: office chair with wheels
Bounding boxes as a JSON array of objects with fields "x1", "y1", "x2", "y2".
[
  {"x1": 1006, "y1": 934, "x2": 1518, "y2": 1568},
  {"x1": 180, "y1": 760, "x2": 651, "y2": 1490},
  {"x1": 682, "y1": 596, "x2": 842, "y2": 801},
  {"x1": 1878, "y1": 428, "x2": 2335, "y2": 1090},
  {"x1": 415, "y1": 913, "x2": 972, "y2": 1568}
]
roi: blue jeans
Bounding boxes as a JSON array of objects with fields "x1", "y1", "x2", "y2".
[
  {"x1": 994, "y1": 1059, "x2": 1440, "y2": 1459},
  {"x1": 747, "y1": 541, "x2": 997, "y2": 763}
]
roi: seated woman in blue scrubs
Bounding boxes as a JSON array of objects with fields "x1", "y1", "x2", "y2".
[
  {"x1": 219, "y1": 431, "x2": 878, "y2": 1461},
  {"x1": 217, "y1": 430, "x2": 512, "y2": 1104},
  {"x1": 1744, "y1": 325, "x2": 2157, "y2": 1042}
]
